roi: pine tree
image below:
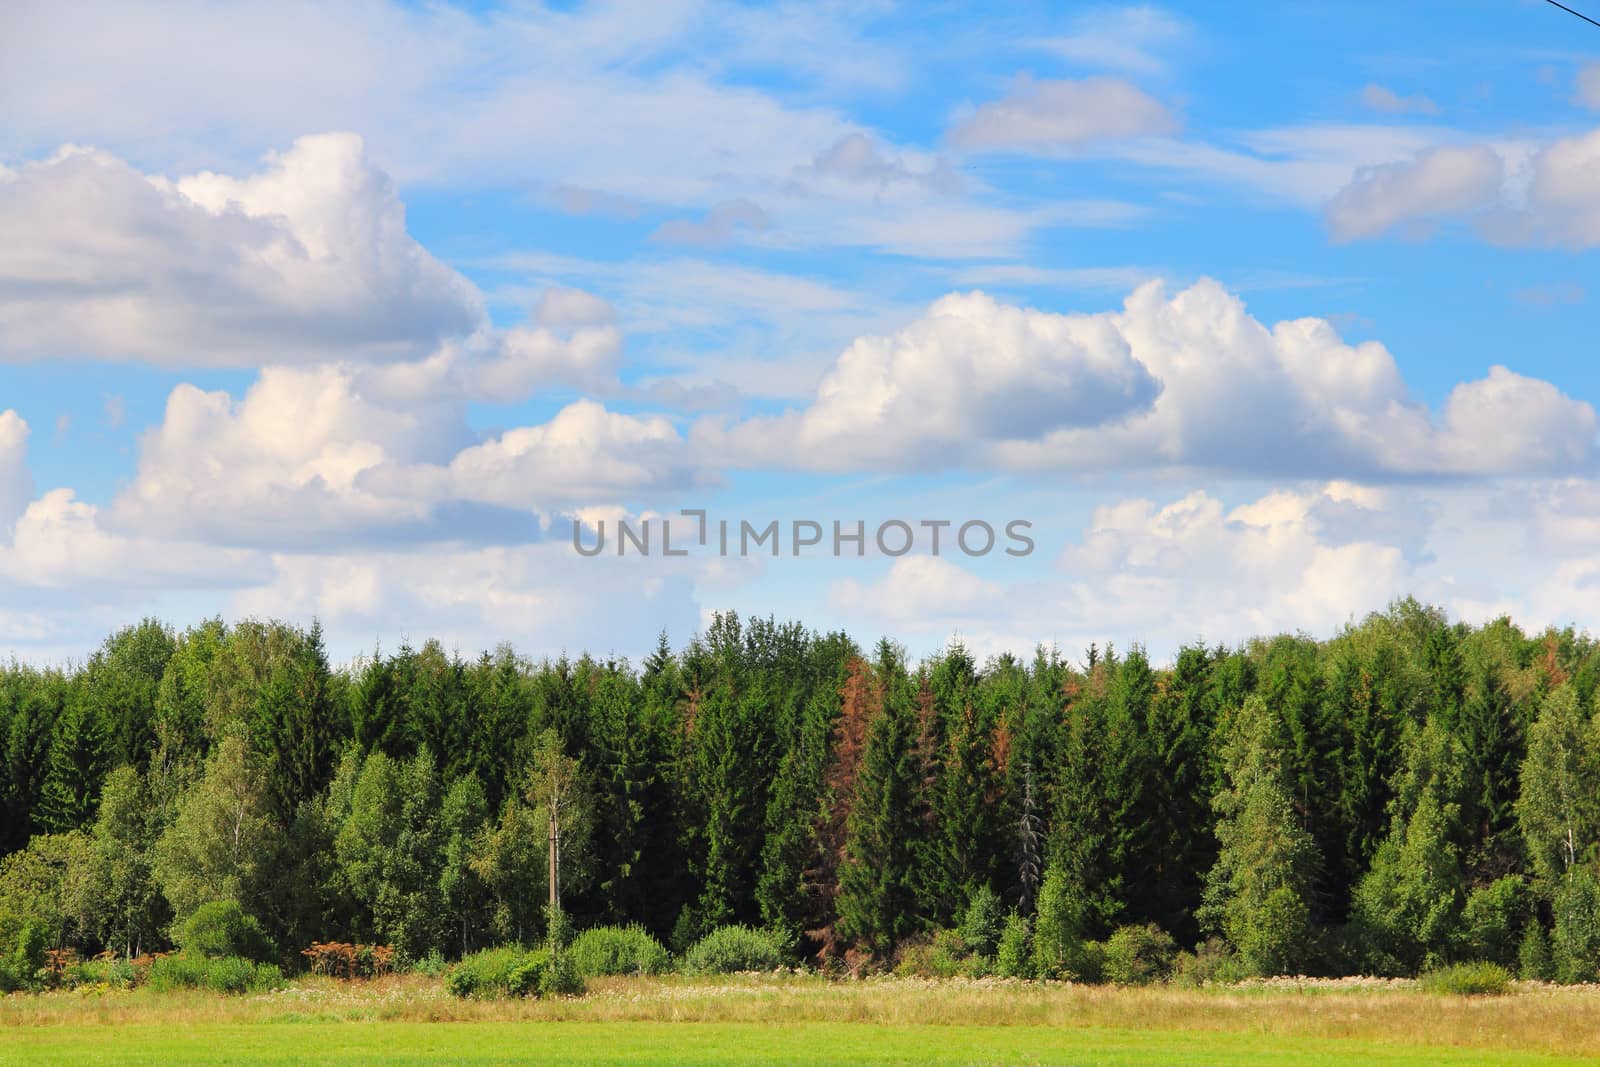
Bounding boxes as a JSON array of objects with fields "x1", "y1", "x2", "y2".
[
  {"x1": 36, "y1": 697, "x2": 110, "y2": 833},
  {"x1": 836, "y1": 641, "x2": 921, "y2": 958}
]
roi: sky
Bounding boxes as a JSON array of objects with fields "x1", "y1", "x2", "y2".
[{"x1": 3, "y1": 0, "x2": 1600, "y2": 665}]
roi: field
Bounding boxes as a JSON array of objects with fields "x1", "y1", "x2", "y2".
[{"x1": 7, "y1": 974, "x2": 1600, "y2": 1065}]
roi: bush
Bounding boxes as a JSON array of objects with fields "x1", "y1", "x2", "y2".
[
  {"x1": 411, "y1": 949, "x2": 448, "y2": 977},
  {"x1": 0, "y1": 920, "x2": 48, "y2": 993},
  {"x1": 539, "y1": 947, "x2": 584, "y2": 996},
  {"x1": 147, "y1": 954, "x2": 284, "y2": 994},
  {"x1": 446, "y1": 946, "x2": 582, "y2": 998},
  {"x1": 570, "y1": 925, "x2": 671, "y2": 977},
  {"x1": 447, "y1": 946, "x2": 535, "y2": 999},
  {"x1": 682, "y1": 925, "x2": 784, "y2": 975},
  {"x1": 995, "y1": 911, "x2": 1033, "y2": 979},
  {"x1": 1171, "y1": 937, "x2": 1243, "y2": 987},
  {"x1": 959, "y1": 885, "x2": 1003, "y2": 959},
  {"x1": 67, "y1": 955, "x2": 136, "y2": 990},
  {"x1": 1519, "y1": 923, "x2": 1555, "y2": 981},
  {"x1": 1419, "y1": 961, "x2": 1513, "y2": 996},
  {"x1": 174, "y1": 899, "x2": 275, "y2": 963},
  {"x1": 894, "y1": 930, "x2": 969, "y2": 979},
  {"x1": 1103, "y1": 923, "x2": 1178, "y2": 986},
  {"x1": 1462, "y1": 876, "x2": 1529, "y2": 968}
]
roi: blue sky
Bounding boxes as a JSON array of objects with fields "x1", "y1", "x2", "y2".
[{"x1": 3, "y1": 0, "x2": 1600, "y2": 663}]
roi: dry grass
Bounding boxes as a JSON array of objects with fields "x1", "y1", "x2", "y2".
[{"x1": 6, "y1": 972, "x2": 1600, "y2": 1059}]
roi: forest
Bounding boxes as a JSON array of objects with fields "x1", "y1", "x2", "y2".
[{"x1": 3, "y1": 599, "x2": 1600, "y2": 988}]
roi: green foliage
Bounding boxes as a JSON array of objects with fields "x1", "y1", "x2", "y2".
[
  {"x1": 147, "y1": 954, "x2": 285, "y2": 994},
  {"x1": 1200, "y1": 697, "x2": 1320, "y2": 977},
  {"x1": 569, "y1": 925, "x2": 671, "y2": 976},
  {"x1": 682, "y1": 924, "x2": 784, "y2": 975},
  {"x1": 994, "y1": 911, "x2": 1033, "y2": 979},
  {"x1": 1462, "y1": 876, "x2": 1530, "y2": 967},
  {"x1": 1170, "y1": 937, "x2": 1243, "y2": 987},
  {"x1": 958, "y1": 884, "x2": 1003, "y2": 959},
  {"x1": 1552, "y1": 865, "x2": 1600, "y2": 984},
  {"x1": 1518, "y1": 923, "x2": 1554, "y2": 981},
  {"x1": 152, "y1": 732, "x2": 280, "y2": 926},
  {"x1": 0, "y1": 920, "x2": 48, "y2": 992},
  {"x1": 1031, "y1": 865, "x2": 1090, "y2": 980},
  {"x1": 173, "y1": 899, "x2": 275, "y2": 962},
  {"x1": 446, "y1": 946, "x2": 538, "y2": 999},
  {"x1": 1102, "y1": 924, "x2": 1178, "y2": 986},
  {"x1": 1351, "y1": 722, "x2": 1467, "y2": 975},
  {"x1": 444, "y1": 945, "x2": 579, "y2": 999},
  {"x1": 1418, "y1": 961, "x2": 1513, "y2": 996},
  {"x1": 0, "y1": 607, "x2": 1596, "y2": 985}
]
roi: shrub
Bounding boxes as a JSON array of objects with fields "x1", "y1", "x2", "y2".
[
  {"x1": 1462, "y1": 876, "x2": 1529, "y2": 968},
  {"x1": 570, "y1": 925, "x2": 670, "y2": 977},
  {"x1": 682, "y1": 925, "x2": 784, "y2": 975},
  {"x1": 446, "y1": 946, "x2": 533, "y2": 999},
  {"x1": 411, "y1": 949, "x2": 448, "y2": 977},
  {"x1": 1031, "y1": 868, "x2": 1101, "y2": 981},
  {"x1": 68, "y1": 954, "x2": 136, "y2": 990},
  {"x1": 995, "y1": 911, "x2": 1033, "y2": 979},
  {"x1": 0, "y1": 921, "x2": 49, "y2": 993},
  {"x1": 539, "y1": 947, "x2": 584, "y2": 996},
  {"x1": 446, "y1": 946, "x2": 582, "y2": 998},
  {"x1": 1519, "y1": 923, "x2": 1555, "y2": 981},
  {"x1": 1419, "y1": 961, "x2": 1513, "y2": 996},
  {"x1": 174, "y1": 899, "x2": 275, "y2": 963},
  {"x1": 1171, "y1": 937, "x2": 1243, "y2": 987},
  {"x1": 894, "y1": 930, "x2": 969, "y2": 979},
  {"x1": 1553, "y1": 867, "x2": 1600, "y2": 984},
  {"x1": 147, "y1": 954, "x2": 284, "y2": 994},
  {"x1": 959, "y1": 885, "x2": 1003, "y2": 959},
  {"x1": 1103, "y1": 923, "x2": 1178, "y2": 986},
  {"x1": 300, "y1": 941, "x2": 396, "y2": 979}
]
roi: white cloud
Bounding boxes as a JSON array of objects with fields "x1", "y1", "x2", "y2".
[
  {"x1": 1359, "y1": 84, "x2": 1440, "y2": 117},
  {"x1": 437, "y1": 400, "x2": 706, "y2": 510},
  {"x1": 1323, "y1": 126, "x2": 1600, "y2": 248},
  {"x1": 0, "y1": 135, "x2": 482, "y2": 365},
  {"x1": 0, "y1": 412, "x2": 34, "y2": 537},
  {"x1": 1035, "y1": 6, "x2": 1189, "y2": 78},
  {"x1": 710, "y1": 279, "x2": 1597, "y2": 480},
  {"x1": 1325, "y1": 144, "x2": 1504, "y2": 240},
  {"x1": 949, "y1": 75, "x2": 1179, "y2": 152},
  {"x1": 108, "y1": 360, "x2": 704, "y2": 550},
  {"x1": 703, "y1": 289, "x2": 1162, "y2": 469},
  {"x1": 831, "y1": 555, "x2": 1003, "y2": 625}
]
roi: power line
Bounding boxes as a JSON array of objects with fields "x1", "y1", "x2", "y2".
[{"x1": 1546, "y1": 0, "x2": 1600, "y2": 30}]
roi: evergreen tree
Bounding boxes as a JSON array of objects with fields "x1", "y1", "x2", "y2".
[
  {"x1": 836, "y1": 642, "x2": 921, "y2": 958},
  {"x1": 36, "y1": 697, "x2": 110, "y2": 833},
  {"x1": 1199, "y1": 696, "x2": 1321, "y2": 977}
]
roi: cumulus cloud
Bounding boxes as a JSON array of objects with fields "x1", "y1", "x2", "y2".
[
  {"x1": 0, "y1": 412, "x2": 34, "y2": 537},
  {"x1": 107, "y1": 361, "x2": 703, "y2": 551},
  {"x1": 1059, "y1": 485, "x2": 1411, "y2": 643},
  {"x1": 702, "y1": 290, "x2": 1163, "y2": 470},
  {"x1": 0, "y1": 135, "x2": 483, "y2": 365},
  {"x1": 1324, "y1": 126, "x2": 1600, "y2": 248},
  {"x1": 948, "y1": 75, "x2": 1179, "y2": 152},
  {"x1": 708, "y1": 279, "x2": 1597, "y2": 480},
  {"x1": 1325, "y1": 144, "x2": 1503, "y2": 240},
  {"x1": 831, "y1": 555, "x2": 1004, "y2": 625},
  {"x1": 1359, "y1": 84, "x2": 1439, "y2": 117}
]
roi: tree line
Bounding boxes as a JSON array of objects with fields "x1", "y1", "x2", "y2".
[{"x1": 3, "y1": 601, "x2": 1600, "y2": 981}]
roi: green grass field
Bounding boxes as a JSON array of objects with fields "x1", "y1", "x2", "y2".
[{"x1": 8, "y1": 974, "x2": 1600, "y2": 1065}]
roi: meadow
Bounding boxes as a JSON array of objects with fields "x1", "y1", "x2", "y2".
[{"x1": 7, "y1": 973, "x2": 1600, "y2": 1066}]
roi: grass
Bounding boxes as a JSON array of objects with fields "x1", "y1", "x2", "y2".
[{"x1": 7, "y1": 973, "x2": 1600, "y2": 1065}]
